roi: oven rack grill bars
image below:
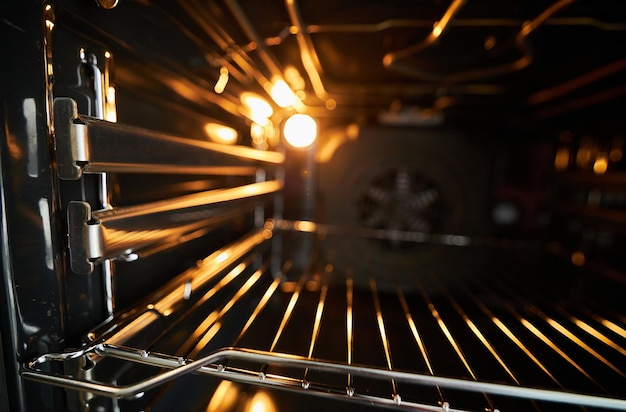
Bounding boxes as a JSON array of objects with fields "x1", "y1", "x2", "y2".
[{"x1": 21, "y1": 226, "x2": 626, "y2": 411}]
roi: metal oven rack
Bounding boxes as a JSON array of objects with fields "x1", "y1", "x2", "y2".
[{"x1": 21, "y1": 221, "x2": 626, "y2": 411}]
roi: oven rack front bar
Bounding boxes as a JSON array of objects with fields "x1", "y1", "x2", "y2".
[{"x1": 21, "y1": 343, "x2": 626, "y2": 411}]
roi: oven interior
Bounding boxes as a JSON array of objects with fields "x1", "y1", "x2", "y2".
[{"x1": 2, "y1": 0, "x2": 626, "y2": 411}]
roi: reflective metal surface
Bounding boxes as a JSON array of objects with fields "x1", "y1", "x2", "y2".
[
  {"x1": 67, "y1": 180, "x2": 281, "y2": 274},
  {"x1": 54, "y1": 98, "x2": 284, "y2": 180}
]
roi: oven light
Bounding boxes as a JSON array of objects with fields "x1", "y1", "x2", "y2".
[
  {"x1": 204, "y1": 123, "x2": 238, "y2": 145},
  {"x1": 240, "y1": 92, "x2": 273, "y2": 124},
  {"x1": 283, "y1": 114, "x2": 317, "y2": 148},
  {"x1": 270, "y1": 77, "x2": 297, "y2": 108}
]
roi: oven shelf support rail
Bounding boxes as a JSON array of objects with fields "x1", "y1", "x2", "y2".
[
  {"x1": 67, "y1": 180, "x2": 281, "y2": 274},
  {"x1": 53, "y1": 97, "x2": 284, "y2": 180}
]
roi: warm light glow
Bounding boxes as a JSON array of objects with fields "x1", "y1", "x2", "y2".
[
  {"x1": 432, "y1": 23, "x2": 443, "y2": 37},
  {"x1": 576, "y1": 138, "x2": 596, "y2": 169},
  {"x1": 214, "y1": 67, "x2": 229, "y2": 94},
  {"x1": 270, "y1": 78, "x2": 297, "y2": 108},
  {"x1": 610, "y1": 148, "x2": 623, "y2": 162},
  {"x1": 284, "y1": 65, "x2": 305, "y2": 91},
  {"x1": 251, "y1": 120, "x2": 275, "y2": 150},
  {"x1": 105, "y1": 86, "x2": 117, "y2": 122},
  {"x1": 206, "y1": 381, "x2": 238, "y2": 412},
  {"x1": 283, "y1": 114, "x2": 317, "y2": 148},
  {"x1": 240, "y1": 92, "x2": 273, "y2": 124},
  {"x1": 554, "y1": 146, "x2": 569, "y2": 171},
  {"x1": 593, "y1": 153, "x2": 608, "y2": 174},
  {"x1": 204, "y1": 123, "x2": 238, "y2": 145},
  {"x1": 295, "y1": 220, "x2": 317, "y2": 232},
  {"x1": 216, "y1": 251, "x2": 230, "y2": 263},
  {"x1": 571, "y1": 251, "x2": 585, "y2": 266},
  {"x1": 247, "y1": 391, "x2": 276, "y2": 412}
]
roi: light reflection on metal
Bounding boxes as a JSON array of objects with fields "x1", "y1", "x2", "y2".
[
  {"x1": 234, "y1": 276, "x2": 282, "y2": 345},
  {"x1": 270, "y1": 77, "x2": 297, "y2": 108},
  {"x1": 316, "y1": 124, "x2": 359, "y2": 163},
  {"x1": 576, "y1": 137, "x2": 595, "y2": 169},
  {"x1": 241, "y1": 92, "x2": 273, "y2": 124},
  {"x1": 397, "y1": 289, "x2": 445, "y2": 403},
  {"x1": 437, "y1": 280, "x2": 520, "y2": 385},
  {"x1": 294, "y1": 220, "x2": 316, "y2": 232},
  {"x1": 518, "y1": 317, "x2": 605, "y2": 390},
  {"x1": 204, "y1": 123, "x2": 239, "y2": 145},
  {"x1": 554, "y1": 146, "x2": 570, "y2": 171},
  {"x1": 467, "y1": 289, "x2": 563, "y2": 386},
  {"x1": 383, "y1": 0, "x2": 575, "y2": 82},
  {"x1": 246, "y1": 391, "x2": 277, "y2": 412},
  {"x1": 610, "y1": 136, "x2": 624, "y2": 162},
  {"x1": 370, "y1": 279, "x2": 399, "y2": 403},
  {"x1": 214, "y1": 67, "x2": 229, "y2": 94},
  {"x1": 284, "y1": 66, "x2": 306, "y2": 91},
  {"x1": 303, "y1": 274, "x2": 329, "y2": 386},
  {"x1": 598, "y1": 318, "x2": 626, "y2": 337},
  {"x1": 382, "y1": 0, "x2": 467, "y2": 68},
  {"x1": 571, "y1": 251, "x2": 585, "y2": 266},
  {"x1": 497, "y1": 276, "x2": 626, "y2": 379},
  {"x1": 95, "y1": 0, "x2": 119, "y2": 9},
  {"x1": 23, "y1": 344, "x2": 626, "y2": 409},
  {"x1": 418, "y1": 281, "x2": 495, "y2": 410},
  {"x1": 105, "y1": 87, "x2": 117, "y2": 123},
  {"x1": 187, "y1": 265, "x2": 266, "y2": 358},
  {"x1": 206, "y1": 381, "x2": 239, "y2": 412},
  {"x1": 270, "y1": 274, "x2": 307, "y2": 352},
  {"x1": 67, "y1": 181, "x2": 281, "y2": 273},
  {"x1": 37, "y1": 198, "x2": 54, "y2": 270},
  {"x1": 285, "y1": 0, "x2": 328, "y2": 100},
  {"x1": 543, "y1": 317, "x2": 625, "y2": 377},
  {"x1": 251, "y1": 120, "x2": 275, "y2": 151},
  {"x1": 54, "y1": 98, "x2": 284, "y2": 180},
  {"x1": 593, "y1": 153, "x2": 609, "y2": 174},
  {"x1": 24, "y1": 99, "x2": 39, "y2": 178},
  {"x1": 345, "y1": 271, "x2": 354, "y2": 395},
  {"x1": 419, "y1": 284, "x2": 478, "y2": 382},
  {"x1": 528, "y1": 58, "x2": 626, "y2": 105},
  {"x1": 156, "y1": 262, "x2": 247, "y2": 321},
  {"x1": 283, "y1": 114, "x2": 317, "y2": 148},
  {"x1": 536, "y1": 84, "x2": 626, "y2": 119}
]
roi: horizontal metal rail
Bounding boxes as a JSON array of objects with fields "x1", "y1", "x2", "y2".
[
  {"x1": 68, "y1": 180, "x2": 281, "y2": 274},
  {"x1": 53, "y1": 98, "x2": 284, "y2": 180},
  {"x1": 21, "y1": 344, "x2": 626, "y2": 410},
  {"x1": 270, "y1": 219, "x2": 539, "y2": 249}
]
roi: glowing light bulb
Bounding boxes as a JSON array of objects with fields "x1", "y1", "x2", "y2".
[{"x1": 283, "y1": 114, "x2": 317, "y2": 148}]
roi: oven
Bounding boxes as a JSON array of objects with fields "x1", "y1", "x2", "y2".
[{"x1": 2, "y1": 0, "x2": 626, "y2": 411}]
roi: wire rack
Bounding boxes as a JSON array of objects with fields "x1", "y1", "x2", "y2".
[{"x1": 22, "y1": 222, "x2": 626, "y2": 411}]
